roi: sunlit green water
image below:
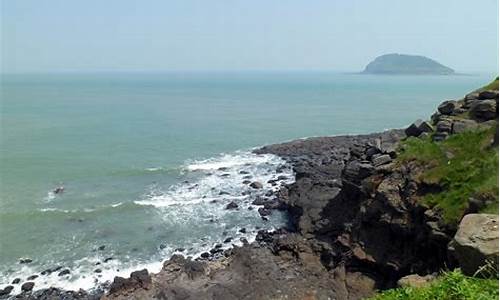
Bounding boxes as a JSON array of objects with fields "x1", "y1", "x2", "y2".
[{"x1": 0, "y1": 72, "x2": 492, "y2": 291}]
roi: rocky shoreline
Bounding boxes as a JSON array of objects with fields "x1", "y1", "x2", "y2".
[{"x1": 3, "y1": 88, "x2": 498, "y2": 299}]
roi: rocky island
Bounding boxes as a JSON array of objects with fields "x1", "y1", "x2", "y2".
[
  {"x1": 2, "y1": 81, "x2": 498, "y2": 300},
  {"x1": 362, "y1": 54, "x2": 455, "y2": 75}
]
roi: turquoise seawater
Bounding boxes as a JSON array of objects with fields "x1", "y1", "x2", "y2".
[{"x1": 0, "y1": 72, "x2": 492, "y2": 291}]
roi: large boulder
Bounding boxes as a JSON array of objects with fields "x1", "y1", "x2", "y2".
[
  {"x1": 478, "y1": 90, "x2": 499, "y2": 100},
  {"x1": 470, "y1": 100, "x2": 497, "y2": 121},
  {"x1": 438, "y1": 100, "x2": 459, "y2": 115},
  {"x1": 405, "y1": 120, "x2": 434, "y2": 137},
  {"x1": 436, "y1": 119, "x2": 452, "y2": 133},
  {"x1": 452, "y1": 119, "x2": 479, "y2": 134},
  {"x1": 449, "y1": 214, "x2": 499, "y2": 276}
]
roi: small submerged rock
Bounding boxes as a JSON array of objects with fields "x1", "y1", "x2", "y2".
[
  {"x1": 225, "y1": 201, "x2": 238, "y2": 210},
  {"x1": 12, "y1": 278, "x2": 21, "y2": 284},
  {"x1": 58, "y1": 269, "x2": 71, "y2": 276},
  {"x1": 250, "y1": 181, "x2": 263, "y2": 189},
  {"x1": 19, "y1": 258, "x2": 33, "y2": 264},
  {"x1": 27, "y1": 275, "x2": 38, "y2": 281}
]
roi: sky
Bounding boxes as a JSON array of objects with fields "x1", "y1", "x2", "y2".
[{"x1": 1, "y1": 0, "x2": 498, "y2": 73}]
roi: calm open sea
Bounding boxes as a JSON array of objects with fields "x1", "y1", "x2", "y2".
[{"x1": 0, "y1": 72, "x2": 492, "y2": 292}]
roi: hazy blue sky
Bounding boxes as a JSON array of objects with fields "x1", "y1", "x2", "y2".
[{"x1": 1, "y1": 0, "x2": 498, "y2": 73}]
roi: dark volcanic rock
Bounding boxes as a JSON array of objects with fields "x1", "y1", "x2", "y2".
[
  {"x1": 0, "y1": 286, "x2": 13, "y2": 296},
  {"x1": 19, "y1": 258, "x2": 33, "y2": 264},
  {"x1": 21, "y1": 282, "x2": 35, "y2": 292},
  {"x1": 225, "y1": 201, "x2": 238, "y2": 210},
  {"x1": 58, "y1": 269, "x2": 71, "y2": 276},
  {"x1": 438, "y1": 100, "x2": 458, "y2": 115},
  {"x1": 470, "y1": 100, "x2": 497, "y2": 121},
  {"x1": 249, "y1": 181, "x2": 264, "y2": 189}
]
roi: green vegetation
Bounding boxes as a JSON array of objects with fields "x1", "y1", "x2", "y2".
[
  {"x1": 369, "y1": 270, "x2": 498, "y2": 300},
  {"x1": 363, "y1": 53, "x2": 455, "y2": 75},
  {"x1": 397, "y1": 126, "x2": 498, "y2": 224},
  {"x1": 478, "y1": 76, "x2": 499, "y2": 91}
]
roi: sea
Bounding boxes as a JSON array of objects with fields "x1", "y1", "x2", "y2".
[{"x1": 0, "y1": 71, "x2": 493, "y2": 293}]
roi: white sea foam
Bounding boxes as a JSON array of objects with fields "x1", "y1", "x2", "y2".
[{"x1": 2, "y1": 151, "x2": 295, "y2": 296}]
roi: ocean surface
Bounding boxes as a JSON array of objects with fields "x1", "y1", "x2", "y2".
[{"x1": 0, "y1": 72, "x2": 493, "y2": 292}]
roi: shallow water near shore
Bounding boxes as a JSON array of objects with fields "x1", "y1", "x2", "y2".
[{"x1": 0, "y1": 71, "x2": 493, "y2": 292}]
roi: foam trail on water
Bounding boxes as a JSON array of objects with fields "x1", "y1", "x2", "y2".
[{"x1": 1, "y1": 151, "x2": 294, "y2": 295}]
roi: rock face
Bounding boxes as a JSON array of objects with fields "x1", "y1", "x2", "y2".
[
  {"x1": 449, "y1": 214, "x2": 499, "y2": 276},
  {"x1": 103, "y1": 234, "x2": 376, "y2": 300},
  {"x1": 362, "y1": 53, "x2": 454, "y2": 75}
]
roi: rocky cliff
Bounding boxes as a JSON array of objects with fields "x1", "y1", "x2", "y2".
[{"x1": 6, "y1": 87, "x2": 498, "y2": 300}]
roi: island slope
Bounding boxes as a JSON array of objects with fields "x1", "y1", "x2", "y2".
[{"x1": 362, "y1": 53, "x2": 455, "y2": 75}]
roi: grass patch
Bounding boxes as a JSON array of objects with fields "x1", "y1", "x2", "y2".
[
  {"x1": 478, "y1": 76, "x2": 499, "y2": 91},
  {"x1": 397, "y1": 126, "x2": 498, "y2": 224},
  {"x1": 369, "y1": 270, "x2": 499, "y2": 300}
]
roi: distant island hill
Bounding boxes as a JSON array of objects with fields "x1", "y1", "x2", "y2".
[{"x1": 362, "y1": 53, "x2": 455, "y2": 75}]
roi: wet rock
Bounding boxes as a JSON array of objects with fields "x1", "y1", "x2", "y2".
[
  {"x1": 239, "y1": 228, "x2": 247, "y2": 233},
  {"x1": 19, "y1": 258, "x2": 32, "y2": 264},
  {"x1": 98, "y1": 245, "x2": 106, "y2": 251},
  {"x1": 223, "y1": 237, "x2": 233, "y2": 243},
  {"x1": 0, "y1": 286, "x2": 13, "y2": 296},
  {"x1": 249, "y1": 181, "x2": 263, "y2": 189},
  {"x1": 438, "y1": 100, "x2": 458, "y2": 115},
  {"x1": 94, "y1": 269, "x2": 102, "y2": 273},
  {"x1": 470, "y1": 100, "x2": 497, "y2": 121},
  {"x1": 104, "y1": 257, "x2": 114, "y2": 263},
  {"x1": 258, "y1": 207, "x2": 272, "y2": 217},
  {"x1": 12, "y1": 278, "x2": 21, "y2": 284},
  {"x1": 218, "y1": 191, "x2": 230, "y2": 195},
  {"x1": 242, "y1": 180, "x2": 251, "y2": 185},
  {"x1": 225, "y1": 201, "x2": 238, "y2": 210},
  {"x1": 397, "y1": 274, "x2": 436, "y2": 288},
  {"x1": 200, "y1": 252, "x2": 210, "y2": 259},
  {"x1": 449, "y1": 214, "x2": 499, "y2": 276},
  {"x1": 27, "y1": 275, "x2": 38, "y2": 281},
  {"x1": 175, "y1": 248, "x2": 185, "y2": 252},
  {"x1": 159, "y1": 244, "x2": 167, "y2": 249},
  {"x1": 58, "y1": 269, "x2": 71, "y2": 276},
  {"x1": 239, "y1": 170, "x2": 250, "y2": 174},
  {"x1": 21, "y1": 282, "x2": 35, "y2": 292}
]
